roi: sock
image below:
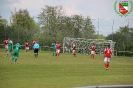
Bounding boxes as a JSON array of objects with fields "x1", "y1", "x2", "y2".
[
  {"x1": 12, "y1": 56, "x2": 14, "y2": 61},
  {"x1": 92, "y1": 54, "x2": 94, "y2": 58},
  {"x1": 107, "y1": 63, "x2": 109, "y2": 68},
  {"x1": 74, "y1": 53, "x2": 76, "y2": 57},
  {"x1": 15, "y1": 57, "x2": 18, "y2": 62},
  {"x1": 6, "y1": 53, "x2": 8, "y2": 57}
]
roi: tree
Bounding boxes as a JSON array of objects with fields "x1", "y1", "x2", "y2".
[
  {"x1": 0, "y1": 15, "x2": 8, "y2": 44},
  {"x1": 106, "y1": 26, "x2": 133, "y2": 51},
  {"x1": 38, "y1": 5, "x2": 96, "y2": 46},
  {"x1": 10, "y1": 9, "x2": 39, "y2": 44}
]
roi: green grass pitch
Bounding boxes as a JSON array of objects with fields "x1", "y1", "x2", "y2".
[{"x1": 0, "y1": 50, "x2": 133, "y2": 88}]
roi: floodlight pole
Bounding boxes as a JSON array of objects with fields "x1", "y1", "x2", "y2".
[{"x1": 111, "y1": 19, "x2": 114, "y2": 41}]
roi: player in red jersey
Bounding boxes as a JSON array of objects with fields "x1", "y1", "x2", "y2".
[
  {"x1": 32, "y1": 40, "x2": 36, "y2": 45},
  {"x1": 72, "y1": 42, "x2": 76, "y2": 57},
  {"x1": 4, "y1": 38, "x2": 8, "y2": 53},
  {"x1": 25, "y1": 41, "x2": 30, "y2": 52},
  {"x1": 104, "y1": 45, "x2": 112, "y2": 70},
  {"x1": 90, "y1": 43, "x2": 96, "y2": 59},
  {"x1": 56, "y1": 42, "x2": 61, "y2": 56}
]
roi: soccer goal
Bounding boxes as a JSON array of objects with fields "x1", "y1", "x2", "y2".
[{"x1": 63, "y1": 37, "x2": 116, "y2": 56}]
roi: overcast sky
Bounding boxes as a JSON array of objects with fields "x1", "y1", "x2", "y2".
[{"x1": 0, "y1": 0, "x2": 133, "y2": 36}]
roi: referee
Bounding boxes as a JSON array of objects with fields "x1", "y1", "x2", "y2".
[{"x1": 33, "y1": 41, "x2": 40, "y2": 58}]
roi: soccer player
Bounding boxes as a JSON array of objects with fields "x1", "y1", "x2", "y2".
[
  {"x1": 72, "y1": 42, "x2": 76, "y2": 57},
  {"x1": 11, "y1": 42, "x2": 21, "y2": 64},
  {"x1": 4, "y1": 38, "x2": 13, "y2": 58},
  {"x1": 25, "y1": 41, "x2": 30, "y2": 52},
  {"x1": 90, "y1": 43, "x2": 96, "y2": 59},
  {"x1": 56, "y1": 41, "x2": 61, "y2": 56},
  {"x1": 33, "y1": 41, "x2": 40, "y2": 58},
  {"x1": 104, "y1": 45, "x2": 112, "y2": 70},
  {"x1": 32, "y1": 40, "x2": 36, "y2": 45},
  {"x1": 52, "y1": 42, "x2": 56, "y2": 56},
  {"x1": 4, "y1": 38, "x2": 8, "y2": 53}
]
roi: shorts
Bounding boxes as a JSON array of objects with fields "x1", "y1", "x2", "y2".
[
  {"x1": 34, "y1": 48, "x2": 39, "y2": 53},
  {"x1": 56, "y1": 49, "x2": 60, "y2": 53},
  {"x1": 26, "y1": 47, "x2": 29, "y2": 50},
  {"x1": 5, "y1": 45, "x2": 8, "y2": 50},
  {"x1": 104, "y1": 57, "x2": 110, "y2": 62},
  {"x1": 8, "y1": 48, "x2": 12, "y2": 52},
  {"x1": 91, "y1": 51, "x2": 95, "y2": 54},
  {"x1": 13, "y1": 50, "x2": 19, "y2": 57},
  {"x1": 72, "y1": 50, "x2": 76, "y2": 54}
]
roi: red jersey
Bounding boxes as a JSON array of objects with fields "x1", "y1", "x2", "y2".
[
  {"x1": 72, "y1": 44, "x2": 76, "y2": 50},
  {"x1": 32, "y1": 41, "x2": 36, "y2": 45},
  {"x1": 4, "y1": 40, "x2": 8, "y2": 46},
  {"x1": 25, "y1": 42, "x2": 29, "y2": 47},
  {"x1": 91, "y1": 45, "x2": 96, "y2": 51},
  {"x1": 104, "y1": 47, "x2": 112, "y2": 58},
  {"x1": 56, "y1": 43, "x2": 61, "y2": 50}
]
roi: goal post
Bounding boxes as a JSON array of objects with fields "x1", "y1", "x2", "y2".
[{"x1": 63, "y1": 37, "x2": 116, "y2": 56}]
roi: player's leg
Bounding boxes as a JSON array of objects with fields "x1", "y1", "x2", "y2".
[
  {"x1": 36, "y1": 49, "x2": 38, "y2": 57},
  {"x1": 11, "y1": 51, "x2": 15, "y2": 62},
  {"x1": 4, "y1": 46, "x2": 10, "y2": 58},
  {"x1": 14, "y1": 52, "x2": 19, "y2": 64},
  {"x1": 56, "y1": 50, "x2": 58, "y2": 56},
  {"x1": 104, "y1": 57, "x2": 108, "y2": 70},
  {"x1": 92, "y1": 51, "x2": 95, "y2": 59},
  {"x1": 73, "y1": 50, "x2": 76, "y2": 57},
  {"x1": 34, "y1": 49, "x2": 36, "y2": 57},
  {"x1": 58, "y1": 50, "x2": 60, "y2": 56},
  {"x1": 53, "y1": 49, "x2": 56, "y2": 56},
  {"x1": 107, "y1": 58, "x2": 110, "y2": 69}
]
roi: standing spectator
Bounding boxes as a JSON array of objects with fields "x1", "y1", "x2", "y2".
[
  {"x1": 33, "y1": 41, "x2": 40, "y2": 58},
  {"x1": 90, "y1": 43, "x2": 96, "y2": 59},
  {"x1": 25, "y1": 41, "x2": 30, "y2": 52},
  {"x1": 52, "y1": 42, "x2": 56, "y2": 56},
  {"x1": 104, "y1": 45, "x2": 112, "y2": 70},
  {"x1": 11, "y1": 42, "x2": 21, "y2": 64},
  {"x1": 56, "y1": 41, "x2": 61, "y2": 57},
  {"x1": 72, "y1": 42, "x2": 76, "y2": 57}
]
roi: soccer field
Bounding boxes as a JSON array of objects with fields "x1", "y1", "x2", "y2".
[{"x1": 0, "y1": 50, "x2": 133, "y2": 88}]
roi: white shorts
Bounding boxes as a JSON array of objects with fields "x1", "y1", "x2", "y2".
[
  {"x1": 26, "y1": 47, "x2": 29, "y2": 50},
  {"x1": 72, "y1": 50, "x2": 76, "y2": 54},
  {"x1": 56, "y1": 49, "x2": 60, "y2": 53},
  {"x1": 5, "y1": 45, "x2": 8, "y2": 49},
  {"x1": 104, "y1": 57, "x2": 110, "y2": 62},
  {"x1": 91, "y1": 51, "x2": 95, "y2": 54}
]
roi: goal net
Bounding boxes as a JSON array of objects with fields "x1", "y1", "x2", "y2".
[{"x1": 63, "y1": 37, "x2": 116, "y2": 55}]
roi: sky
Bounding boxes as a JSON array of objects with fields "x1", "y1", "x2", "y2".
[{"x1": 0, "y1": 0, "x2": 133, "y2": 36}]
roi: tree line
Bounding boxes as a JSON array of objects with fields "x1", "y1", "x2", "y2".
[{"x1": 0, "y1": 5, "x2": 133, "y2": 54}]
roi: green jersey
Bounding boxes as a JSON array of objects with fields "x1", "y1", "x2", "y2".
[
  {"x1": 8, "y1": 40, "x2": 13, "y2": 48},
  {"x1": 52, "y1": 43, "x2": 56, "y2": 51},
  {"x1": 14, "y1": 43, "x2": 21, "y2": 52},
  {"x1": 8, "y1": 40, "x2": 13, "y2": 52}
]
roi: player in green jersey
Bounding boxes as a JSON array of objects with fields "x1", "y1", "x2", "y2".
[
  {"x1": 52, "y1": 42, "x2": 56, "y2": 56},
  {"x1": 11, "y1": 42, "x2": 21, "y2": 64}
]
